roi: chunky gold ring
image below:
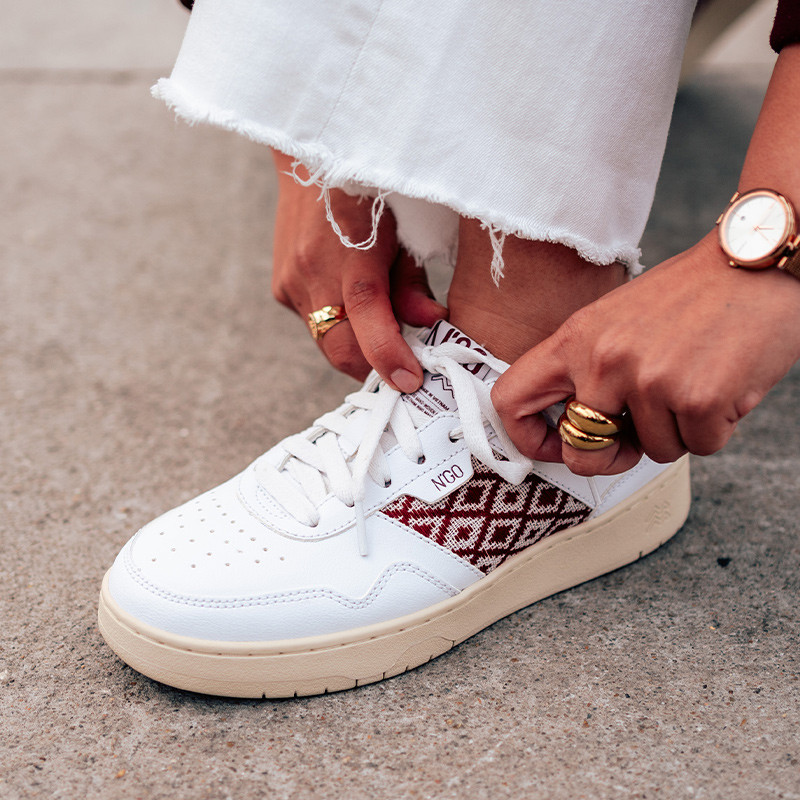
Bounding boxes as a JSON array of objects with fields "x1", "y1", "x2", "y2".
[
  {"x1": 307, "y1": 305, "x2": 348, "y2": 341},
  {"x1": 558, "y1": 414, "x2": 618, "y2": 451},
  {"x1": 565, "y1": 399, "x2": 625, "y2": 436}
]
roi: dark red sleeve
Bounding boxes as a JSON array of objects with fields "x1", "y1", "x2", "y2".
[{"x1": 771, "y1": 0, "x2": 800, "y2": 52}]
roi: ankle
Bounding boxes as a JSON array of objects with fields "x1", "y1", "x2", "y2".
[
  {"x1": 447, "y1": 220, "x2": 627, "y2": 363},
  {"x1": 447, "y1": 295, "x2": 553, "y2": 364}
]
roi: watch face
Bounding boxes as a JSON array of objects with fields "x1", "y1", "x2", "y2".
[{"x1": 720, "y1": 190, "x2": 794, "y2": 267}]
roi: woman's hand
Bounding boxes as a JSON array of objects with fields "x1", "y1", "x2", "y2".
[
  {"x1": 271, "y1": 150, "x2": 447, "y2": 391},
  {"x1": 491, "y1": 233, "x2": 800, "y2": 475}
]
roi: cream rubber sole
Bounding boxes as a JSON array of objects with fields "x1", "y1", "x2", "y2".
[{"x1": 98, "y1": 457, "x2": 690, "y2": 698}]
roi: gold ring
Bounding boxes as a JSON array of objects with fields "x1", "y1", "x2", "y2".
[
  {"x1": 558, "y1": 414, "x2": 618, "y2": 451},
  {"x1": 307, "y1": 305, "x2": 348, "y2": 341},
  {"x1": 565, "y1": 399, "x2": 625, "y2": 436}
]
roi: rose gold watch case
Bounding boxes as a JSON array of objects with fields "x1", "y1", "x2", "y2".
[{"x1": 717, "y1": 188, "x2": 797, "y2": 269}]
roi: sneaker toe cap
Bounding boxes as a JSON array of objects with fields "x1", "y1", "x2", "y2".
[{"x1": 106, "y1": 476, "x2": 476, "y2": 642}]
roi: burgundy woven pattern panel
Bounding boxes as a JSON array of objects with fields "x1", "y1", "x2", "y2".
[{"x1": 380, "y1": 458, "x2": 591, "y2": 573}]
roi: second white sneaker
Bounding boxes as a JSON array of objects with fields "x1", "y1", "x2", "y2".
[{"x1": 98, "y1": 320, "x2": 690, "y2": 697}]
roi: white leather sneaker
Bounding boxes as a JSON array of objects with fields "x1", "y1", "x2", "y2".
[{"x1": 98, "y1": 321, "x2": 690, "y2": 698}]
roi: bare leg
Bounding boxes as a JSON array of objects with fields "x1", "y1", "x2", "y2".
[{"x1": 447, "y1": 217, "x2": 627, "y2": 364}]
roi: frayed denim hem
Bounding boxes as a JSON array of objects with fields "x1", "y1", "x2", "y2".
[{"x1": 153, "y1": 78, "x2": 644, "y2": 280}]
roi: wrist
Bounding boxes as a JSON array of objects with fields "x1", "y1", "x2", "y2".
[
  {"x1": 696, "y1": 226, "x2": 800, "y2": 310},
  {"x1": 656, "y1": 232, "x2": 800, "y2": 313}
]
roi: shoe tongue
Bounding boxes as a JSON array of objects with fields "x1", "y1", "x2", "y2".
[{"x1": 402, "y1": 320, "x2": 503, "y2": 422}]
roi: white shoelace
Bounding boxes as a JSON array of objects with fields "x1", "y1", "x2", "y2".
[{"x1": 255, "y1": 340, "x2": 534, "y2": 556}]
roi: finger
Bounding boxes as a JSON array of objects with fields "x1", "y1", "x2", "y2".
[
  {"x1": 491, "y1": 394, "x2": 565, "y2": 462},
  {"x1": 575, "y1": 382, "x2": 687, "y2": 466},
  {"x1": 678, "y1": 415, "x2": 737, "y2": 457},
  {"x1": 342, "y1": 265, "x2": 424, "y2": 393},
  {"x1": 271, "y1": 271, "x2": 296, "y2": 311},
  {"x1": 492, "y1": 334, "x2": 576, "y2": 420},
  {"x1": 674, "y1": 395, "x2": 739, "y2": 457},
  {"x1": 522, "y1": 420, "x2": 565, "y2": 462},
  {"x1": 317, "y1": 318, "x2": 371, "y2": 382},
  {"x1": 560, "y1": 434, "x2": 643, "y2": 476},
  {"x1": 390, "y1": 250, "x2": 448, "y2": 328},
  {"x1": 302, "y1": 279, "x2": 373, "y2": 380},
  {"x1": 625, "y1": 396, "x2": 688, "y2": 464},
  {"x1": 557, "y1": 386, "x2": 642, "y2": 476},
  {"x1": 491, "y1": 335, "x2": 576, "y2": 463}
]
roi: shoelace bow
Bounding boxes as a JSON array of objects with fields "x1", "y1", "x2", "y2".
[{"x1": 255, "y1": 340, "x2": 534, "y2": 556}]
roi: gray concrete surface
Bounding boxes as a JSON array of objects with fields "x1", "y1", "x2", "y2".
[{"x1": 1, "y1": 4, "x2": 798, "y2": 799}]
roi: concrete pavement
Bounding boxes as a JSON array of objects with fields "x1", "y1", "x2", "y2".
[{"x1": 1, "y1": 2, "x2": 797, "y2": 798}]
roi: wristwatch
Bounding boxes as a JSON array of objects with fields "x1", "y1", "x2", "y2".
[{"x1": 716, "y1": 188, "x2": 800, "y2": 279}]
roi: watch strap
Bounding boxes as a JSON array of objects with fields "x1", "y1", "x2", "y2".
[{"x1": 778, "y1": 240, "x2": 800, "y2": 280}]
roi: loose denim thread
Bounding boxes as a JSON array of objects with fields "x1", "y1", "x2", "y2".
[
  {"x1": 287, "y1": 160, "x2": 329, "y2": 197},
  {"x1": 483, "y1": 223, "x2": 507, "y2": 286},
  {"x1": 324, "y1": 188, "x2": 388, "y2": 251},
  {"x1": 289, "y1": 160, "x2": 389, "y2": 252},
  {"x1": 289, "y1": 159, "x2": 504, "y2": 274}
]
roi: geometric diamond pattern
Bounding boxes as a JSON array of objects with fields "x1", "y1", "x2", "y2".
[{"x1": 380, "y1": 457, "x2": 591, "y2": 573}]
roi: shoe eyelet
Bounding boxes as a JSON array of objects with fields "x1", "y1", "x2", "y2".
[
  {"x1": 384, "y1": 479, "x2": 392, "y2": 488},
  {"x1": 448, "y1": 432, "x2": 459, "y2": 443},
  {"x1": 416, "y1": 455, "x2": 426, "y2": 465}
]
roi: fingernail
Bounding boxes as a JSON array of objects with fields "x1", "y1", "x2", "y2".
[{"x1": 391, "y1": 368, "x2": 421, "y2": 394}]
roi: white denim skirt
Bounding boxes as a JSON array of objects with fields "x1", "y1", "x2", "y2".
[{"x1": 154, "y1": 0, "x2": 696, "y2": 276}]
